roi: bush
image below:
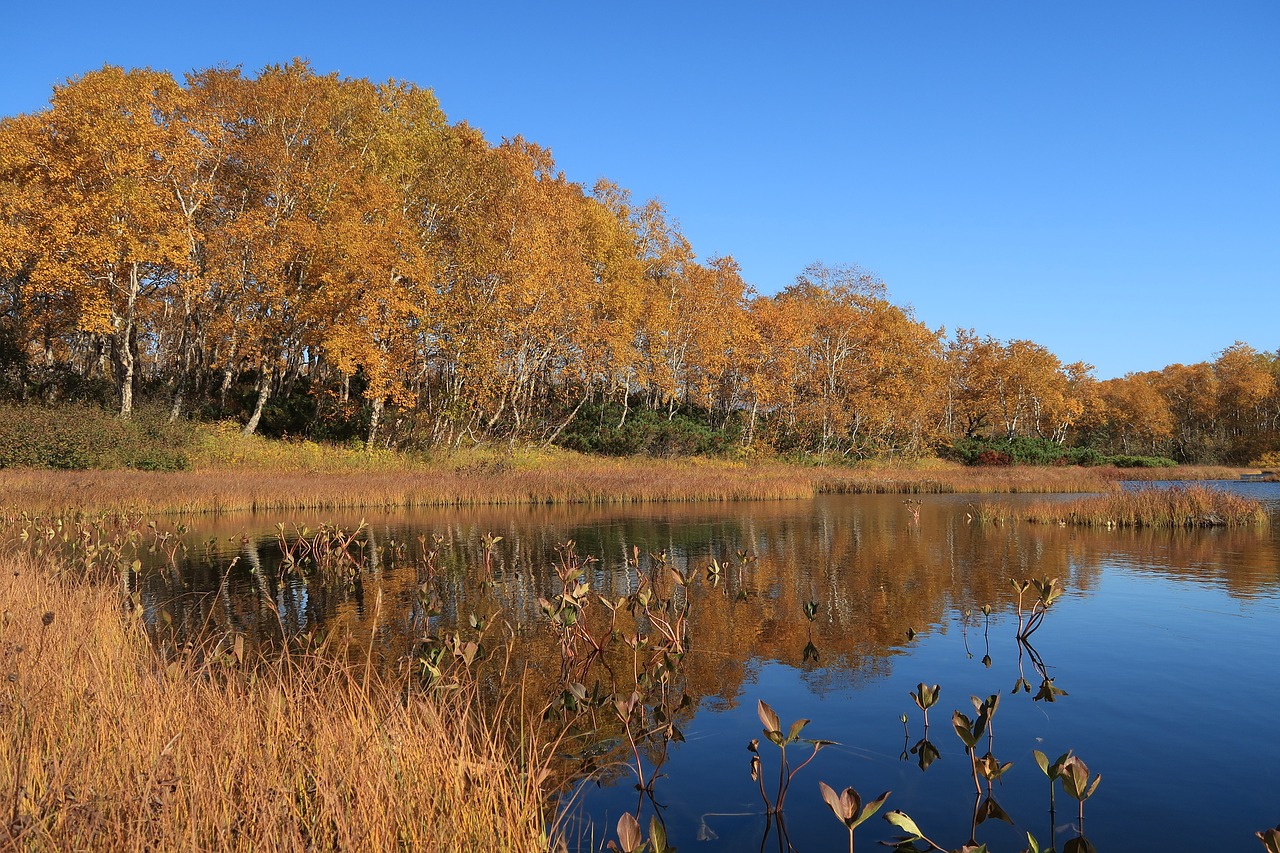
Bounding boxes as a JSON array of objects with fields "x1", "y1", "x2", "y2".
[
  {"x1": 0, "y1": 403, "x2": 195, "y2": 470},
  {"x1": 976, "y1": 449, "x2": 1012, "y2": 466},
  {"x1": 1249, "y1": 451, "x2": 1280, "y2": 469},
  {"x1": 1106, "y1": 455, "x2": 1177, "y2": 468},
  {"x1": 557, "y1": 400, "x2": 741, "y2": 457},
  {"x1": 944, "y1": 436, "x2": 1174, "y2": 469}
]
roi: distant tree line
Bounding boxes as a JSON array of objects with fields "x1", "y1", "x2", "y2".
[{"x1": 1, "y1": 62, "x2": 1276, "y2": 464}]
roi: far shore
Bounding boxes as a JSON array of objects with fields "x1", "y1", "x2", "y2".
[{"x1": 0, "y1": 454, "x2": 1246, "y2": 516}]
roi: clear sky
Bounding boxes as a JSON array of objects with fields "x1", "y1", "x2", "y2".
[{"x1": 3, "y1": 0, "x2": 1276, "y2": 380}]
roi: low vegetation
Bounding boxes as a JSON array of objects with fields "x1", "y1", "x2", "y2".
[
  {"x1": 1017, "y1": 485, "x2": 1270, "y2": 528},
  {"x1": 1, "y1": 490, "x2": 1275, "y2": 851},
  {"x1": 945, "y1": 435, "x2": 1178, "y2": 469},
  {"x1": 0, "y1": 551, "x2": 556, "y2": 851},
  {"x1": 0, "y1": 423, "x2": 1248, "y2": 516}
]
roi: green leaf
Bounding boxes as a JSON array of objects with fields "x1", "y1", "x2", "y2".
[
  {"x1": 648, "y1": 816, "x2": 669, "y2": 853},
  {"x1": 853, "y1": 790, "x2": 891, "y2": 829},
  {"x1": 884, "y1": 810, "x2": 924, "y2": 838},
  {"x1": 785, "y1": 718, "x2": 811, "y2": 744}
]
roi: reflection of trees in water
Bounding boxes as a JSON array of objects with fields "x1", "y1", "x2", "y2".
[
  {"x1": 134, "y1": 495, "x2": 1277, "y2": 789},
  {"x1": 142, "y1": 495, "x2": 1278, "y2": 664}
]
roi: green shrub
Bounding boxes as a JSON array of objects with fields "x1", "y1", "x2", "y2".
[
  {"x1": 944, "y1": 436, "x2": 1174, "y2": 469},
  {"x1": 0, "y1": 404, "x2": 195, "y2": 470},
  {"x1": 557, "y1": 400, "x2": 741, "y2": 457},
  {"x1": 1106, "y1": 455, "x2": 1177, "y2": 468}
]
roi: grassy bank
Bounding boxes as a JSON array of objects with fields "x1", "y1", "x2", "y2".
[
  {"x1": 1017, "y1": 485, "x2": 1270, "y2": 528},
  {"x1": 0, "y1": 450, "x2": 1247, "y2": 516},
  {"x1": 0, "y1": 553, "x2": 556, "y2": 851}
]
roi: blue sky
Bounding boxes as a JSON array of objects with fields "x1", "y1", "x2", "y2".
[{"x1": 3, "y1": 1, "x2": 1276, "y2": 379}]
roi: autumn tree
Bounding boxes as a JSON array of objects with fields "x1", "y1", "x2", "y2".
[
  {"x1": 1082, "y1": 374, "x2": 1174, "y2": 455},
  {"x1": 4, "y1": 61, "x2": 1266, "y2": 463},
  {"x1": 1213, "y1": 342, "x2": 1277, "y2": 462},
  {"x1": 755, "y1": 263, "x2": 944, "y2": 456},
  {"x1": 4, "y1": 66, "x2": 206, "y2": 416},
  {"x1": 1151, "y1": 362, "x2": 1221, "y2": 461}
]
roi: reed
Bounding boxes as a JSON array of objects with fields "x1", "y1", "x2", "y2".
[
  {"x1": 1017, "y1": 485, "x2": 1269, "y2": 528},
  {"x1": 816, "y1": 463, "x2": 1114, "y2": 495},
  {"x1": 0, "y1": 553, "x2": 557, "y2": 851},
  {"x1": 0, "y1": 449, "x2": 1252, "y2": 516},
  {"x1": 0, "y1": 457, "x2": 822, "y2": 515}
]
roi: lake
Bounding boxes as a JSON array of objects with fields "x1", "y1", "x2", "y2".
[{"x1": 139, "y1": 482, "x2": 1280, "y2": 852}]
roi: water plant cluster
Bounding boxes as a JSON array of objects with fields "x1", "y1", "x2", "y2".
[{"x1": 1016, "y1": 485, "x2": 1270, "y2": 529}]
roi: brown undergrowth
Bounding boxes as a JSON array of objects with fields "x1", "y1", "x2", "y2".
[{"x1": 0, "y1": 552, "x2": 558, "y2": 851}]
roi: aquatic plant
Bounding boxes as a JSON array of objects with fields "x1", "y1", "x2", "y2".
[
  {"x1": 910, "y1": 682, "x2": 941, "y2": 729},
  {"x1": 1059, "y1": 753, "x2": 1102, "y2": 837},
  {"x1": 1018, "y1": 485, "x2": 1269, "y2": 529},
  {"x1": 608, "y1": 812, "x2": 674, "y2": 853},
  {"x1": 818, "y1": 780, "x2": 890, "y2": 853},
  {"x1": 1032, "y1": 748, "x2": 1070, "y2": 848},
  {"x1": 749, "y1": 700, "x2": 835, "y2": 815},
  {"x1": 1010, "y1": 577, "x2": 1062, "y2": 640}
]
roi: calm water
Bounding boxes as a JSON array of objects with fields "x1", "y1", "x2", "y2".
[{"x1": 142, "y1": 483, "x2": 1280, "y2": 852}]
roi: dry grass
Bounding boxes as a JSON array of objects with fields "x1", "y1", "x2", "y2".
[
  {"x1": 816, "y1": 461, "x2": 1113, "y2": 495},
  {"x1": 1104, "y1": 464, "x2": 1244, "y2": 482},
  {"x1": 1017, "y1": 485, "x2": 1269, "y2": 528},
  {"x1": 0, "y1": 553, "x2": 557, "y2": 852},
  {"x1": 0, "y1": 443, "x2": 1251, "y2": 516},
  {"x1": 0, "y1": 456, "x2": 822, "y2": 515}
]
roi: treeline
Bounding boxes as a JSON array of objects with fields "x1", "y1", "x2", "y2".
[{"x1": 0, "y1": 62, "x2": 1276, "y2": 464}]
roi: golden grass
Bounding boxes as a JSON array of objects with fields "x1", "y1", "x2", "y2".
[
  {"x1": 1017, "y1": 485, "x2": 1269, "y2": 528},
  {"x1": 0, "y1": 436, "x2": 1252, "y2": 515},
  {"x1": 816, "y1": 461, "x2": 1112, "y2": 495},
  {"x1": 0, "y1": 554, "x2": 557, "y2": 852},
  {"x1": 0, "y1": 456, "x2": 822, "y2": 515}
]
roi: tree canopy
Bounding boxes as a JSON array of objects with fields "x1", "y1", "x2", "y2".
[{"x1": 1, "y1": 63, "x2": 1274, "y2": 464}]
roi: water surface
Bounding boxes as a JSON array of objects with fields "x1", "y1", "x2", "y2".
[{"x1": 142, "y1": 483, "x2": 1280, "y2": 852}]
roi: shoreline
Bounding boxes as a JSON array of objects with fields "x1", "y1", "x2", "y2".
[{"x1": 0, "y1": 458, "x2": 1246, "y2": 516}]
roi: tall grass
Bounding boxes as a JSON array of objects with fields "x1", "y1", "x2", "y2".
[
  {"x1": 0, "y1": 553, "x2": 557, "y2": 851},
  {"x1": 1017, "y1": 485, "x2": 1270, "y2": 528},
  {"x1": 0, "y1": 456, "x2": 825, "y2": 515},
  {"x1": 0, "y1": 430, "x2": 1250, "y2": 515}
]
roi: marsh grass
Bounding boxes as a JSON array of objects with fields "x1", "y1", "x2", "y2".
[
  {"x1": 1017, "y1": 485, "x2": 1269, "y2": 528},
  {"x1": 0, "y1": 434, "x2": 1249, "y2": 515},
  {"x1": 0, "y1": 457, "x2": 822, "y2": 515},
  {"x1": 0, "y1": 553, "x2": 557, "y2": 852}
]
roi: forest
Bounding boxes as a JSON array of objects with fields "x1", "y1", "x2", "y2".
[{"x1": 1, "y1": 61, "x2": 1277, "y2": 466}]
